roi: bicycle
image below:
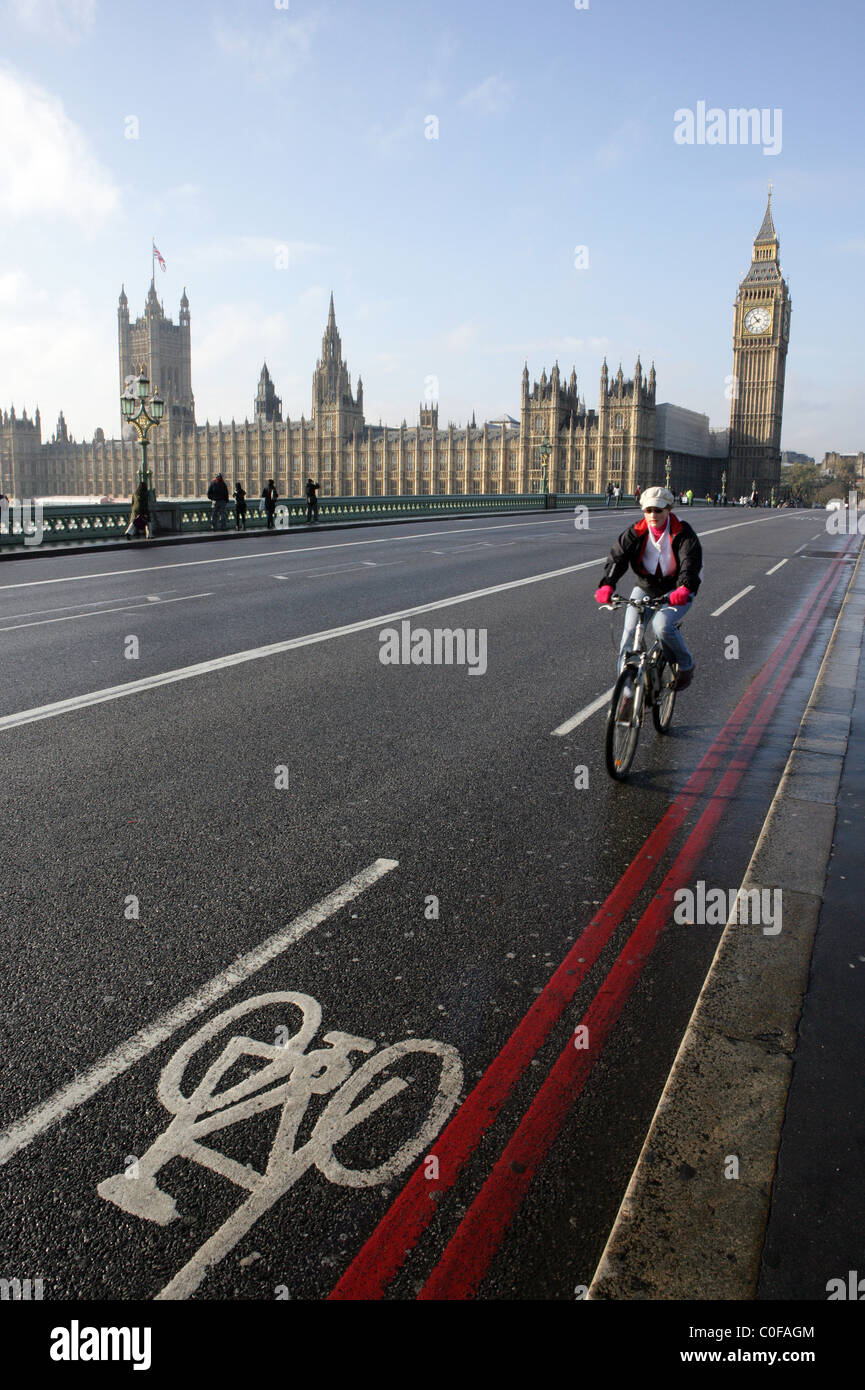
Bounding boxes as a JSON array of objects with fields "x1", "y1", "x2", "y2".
[{"x1": 598, "y1": 593, "x2": 678, "y2": 780}]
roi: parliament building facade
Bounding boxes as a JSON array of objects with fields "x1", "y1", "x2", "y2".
[{"x1": 1, "y1": 197, "x2": 788, "y2": 504}]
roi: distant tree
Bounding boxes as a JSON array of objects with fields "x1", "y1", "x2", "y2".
[{"x1": 785, "y1": 461, "x2": 822, "y2": 502}]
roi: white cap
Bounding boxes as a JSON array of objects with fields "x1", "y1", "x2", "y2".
[{"x1": 640, "y1": 486, "x2": 674, "y2": 510}]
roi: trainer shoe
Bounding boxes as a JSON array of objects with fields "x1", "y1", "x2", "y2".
[{"x1": 673, "y1": 664, "x2": 695, "y2": 692}]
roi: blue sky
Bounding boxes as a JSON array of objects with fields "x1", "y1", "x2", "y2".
[{"x1": 1, "y1": 0, "x2": 862, "y2": 457}]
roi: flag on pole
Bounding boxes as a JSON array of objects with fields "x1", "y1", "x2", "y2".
[{"x1": 153, "y1": 241, "x2": 167, "y2": 272}]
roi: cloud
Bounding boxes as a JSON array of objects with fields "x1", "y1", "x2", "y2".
[
  {"x1": 0, "y1": 270, "x2": 115, "y2": 439},
  {"x1": 458, "y1": 75, "x2": 513, "y2": 116},
  {"x1": 0, "y1": 67, "x2": 119, "y2": 227},
  {"x1": 3, "y1": 0, "x2": 95, "y2": 42},
  {"x1": 213, "y1": 12, "x2": 320, "y2": 83}
]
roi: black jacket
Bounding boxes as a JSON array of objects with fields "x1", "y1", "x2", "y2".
[
  {"x1": 600, "y1": 514, "x2": 703, "y2": 598},
  {"x1": 208, "y1": 478, "x2": 229, "y2": 503},
  {"x1": 262, "y1": 484, "x2": 278, "y2": 509},
  {"x1": 305, "y1": 480, "x2": 319, "y2": 500},
  {"x1": 234, "y1": 485, "x2": 247, "y2": 510}
]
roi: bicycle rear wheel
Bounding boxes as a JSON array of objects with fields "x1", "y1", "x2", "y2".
[
  {"x1": 651, "y1": 652, "x2": 677, "y2": 733},
  {"x1": 605, "y1": 666, "x2": 642, "y2": 780}
]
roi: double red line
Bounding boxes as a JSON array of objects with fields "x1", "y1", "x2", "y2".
[{"x1": 330, "y1": 543, "x2": 857, "y2": 1301}]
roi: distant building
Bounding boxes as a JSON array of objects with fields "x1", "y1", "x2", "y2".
[
  {"x1": 821, "y1": 451, "x2": 865, "y2": 478},
  {"x1": 2, "y1": 199, "x2": 789, "y2": 504},
  {"x1": 781, "y1": 451, "x2": 815, "y2": 465},
  {"x1": 652, "y1": 404, "x2": 728, "y2": 496}
]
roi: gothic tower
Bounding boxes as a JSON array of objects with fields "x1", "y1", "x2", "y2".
[
  {"x1": 311, "y1": 293, "x2": 364, "y2": 438},
  {"x1": 118, "y1": 282, "x2": 195, "y2": 430},
  {"x1": 728, "y1": 189, "x2": 791, "y2": 495},
  {"x1": 254, "y1": 362, "x2": 282, "y2": 423}
]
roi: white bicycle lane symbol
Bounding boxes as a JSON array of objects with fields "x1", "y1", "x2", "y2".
[{"x1": 96, "y1": 991, "x2": 463, "y2": 1300}]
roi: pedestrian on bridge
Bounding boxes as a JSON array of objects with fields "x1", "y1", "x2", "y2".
[
  {"x1": 124, "y1": 478, "x2": 152, "y2": 539},
  {"x1": 208, "y1": 474, "x2": 229, "y2": 530},
  {"x1": 306, "y1": 477, "x2": 319, "y2": 523},
  {"x1": 233, "y1": 481, "x2": 247, "y2": 530},
  {"x1": 262, "y1": 479, "x2": 278, "y2": 529}
]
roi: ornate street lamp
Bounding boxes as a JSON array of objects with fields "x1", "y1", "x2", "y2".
[
  {"x1": 721, "y1": 469, "x2": 727, "y2": 505},
  {"x1": 665, "y1": 454, "x2": 672, "y2": 491},
  {"x1": 539, "y1": 437, "x2": 552, "y2": 499},
  {"x1": 122, "y1": 369, "x2": 164, "y2": 512}
]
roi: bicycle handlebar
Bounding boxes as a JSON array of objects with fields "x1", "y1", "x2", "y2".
[{"x1": 597, "y1": 593, "x2": 670, "y2": 613}]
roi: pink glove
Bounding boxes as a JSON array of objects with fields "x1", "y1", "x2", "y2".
[
  {"x1": 668, "y1": 586, "x2": 691, "y2": 607},
  {"x1": 595, "y1": 585, "x2": 614, "y2": 604}
]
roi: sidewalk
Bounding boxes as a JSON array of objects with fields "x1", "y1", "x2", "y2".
[{"x1": 588, "y1": 539, "x2": 865, "y2": 1300}]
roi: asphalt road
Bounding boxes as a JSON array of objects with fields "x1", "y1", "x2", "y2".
[{"x1": 0, "y1": 505, "x2": 856, "y2": 1300}]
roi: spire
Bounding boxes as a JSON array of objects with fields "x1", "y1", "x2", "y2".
[
  {"x1": 755, "y1": 183, "x2": 776, "y2": 243},
  {"x1": 118, "y1": 284, "x2": 128, "y2": 308},
  {"x1": 180, "y1": 285, "x2": 189, "y2": 308},
  {"x1": 327, "y1": 290, "x2": 336, "y2": 330}
]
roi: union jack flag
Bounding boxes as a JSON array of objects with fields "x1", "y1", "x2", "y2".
[{"x1": 153, "y1": 242, "x2": 166, "y2": 272}]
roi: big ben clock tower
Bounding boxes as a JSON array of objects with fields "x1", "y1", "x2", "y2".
[{"x1": 728, "y1": 187, "x2": 791, "y2": 496}]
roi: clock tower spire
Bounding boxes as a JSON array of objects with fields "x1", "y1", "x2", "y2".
[{"x1": 727, "y1": 187, "x2": 791, "y2": 497}]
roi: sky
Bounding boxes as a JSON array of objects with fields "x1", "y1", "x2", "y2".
[{"x1": 0, "y1": 0, "x2": 862, "y2": 458}]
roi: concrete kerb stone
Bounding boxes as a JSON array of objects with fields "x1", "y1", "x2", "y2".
[{"x1": 588, "y1": 541, "x2": 865, "y2": 1301}]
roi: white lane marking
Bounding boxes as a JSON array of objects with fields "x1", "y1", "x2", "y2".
[
  {"x1": 94, "y1": 990, "x2": 462, "y2": 1301},
  {"x1": 0, "y1": 592, "x2": 178, "y2": 621},
  {"x1": 0, "y1": 592, "x2": 212, "y2": 633},
  {"x1": 711, "y1": 585, "x2": 755, "y2": 617},
  {"x1": 765, "y1": 559, "x2": 789, "y2": 576},
  {"x1": 0, "y1": 510, "x2": 786, "y2": 593},
  {"x1": 0, "y1": 859, "x2": 398, "y2": 1168},
  {"x1": 0, "y1": 518, "x2": 582, "y2": 591},
  {"x1": 793, "y1": 540, "x2": 810, "y2": 553},
  {"x1": 552, "y1": 687, "x2": 615, "y2": 736},
  {"x1": 0, "y1": 559, "x2": 603, "y2": 732}
]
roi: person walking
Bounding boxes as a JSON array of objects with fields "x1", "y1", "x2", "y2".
[
  {"x1": 261, "y1": 479, "x2": 278, "y2": 529},
  {"x1": 207, "y1": 473, "x2": 229, "y2": 530},
  {"x1": 686, "y1": 488, "x2": 693, "y2": 507},
  {"x1": 613, "y1": 483, "x2": 622, "y2": 509},
  {"x1": 233, "y1": 481, "x2": 247, "y2": 531},
  {"x1": 634, "y1": 483, "x2": 641, "y2": 506},
  {"x1": 305, "y1": 477, "x2": 319, "y2": 523},
  {"x1": 605, "y1": 481, "x2": 614, "y2": 509}
]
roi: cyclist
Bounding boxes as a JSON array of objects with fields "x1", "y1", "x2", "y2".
[{"x1": 594, "y1": 485, "x2": 702, "y2": 691}]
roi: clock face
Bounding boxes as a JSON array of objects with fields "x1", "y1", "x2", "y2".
[{"x1": 744, "y1": 306, "x2": 772, "y2": 335}]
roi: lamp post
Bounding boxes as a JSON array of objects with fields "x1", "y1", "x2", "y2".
[
  {"x1": 664, "y1": 454, "x2": 672, "y2": 494},
  {"x1": 721, "y1": 469, "x2": 727, "y2": 506},
  {"x1": 121, "y1": 370, "x2": 164, "y2": 515},
  {"x1": 540, "y1": 438, "x2": 551, "y2": 503}
]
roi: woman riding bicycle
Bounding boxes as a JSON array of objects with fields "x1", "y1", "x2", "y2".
[{"x1": 594, "y1": 485, "x2": 703, "y2": 691}]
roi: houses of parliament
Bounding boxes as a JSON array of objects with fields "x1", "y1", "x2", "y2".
[{"x1": 1, "y1": 196, "x2": 790, "y2": 504}]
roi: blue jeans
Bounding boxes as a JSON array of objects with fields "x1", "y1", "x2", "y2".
[{"x1": 618, "y1": 585, "x2": 694, "y2": 674}]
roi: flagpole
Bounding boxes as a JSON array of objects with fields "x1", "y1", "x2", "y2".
[{"x1": 152, "y1": 237, "x2": 155, "y2": 286}]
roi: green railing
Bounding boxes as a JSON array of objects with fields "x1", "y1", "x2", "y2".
[{"x1": 0, "y1": 491, "x2": 710, "y2": 548}]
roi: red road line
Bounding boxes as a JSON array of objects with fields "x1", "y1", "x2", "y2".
[
  {"x1": 419, "y1": 544, "x2": 856, "y2": 1299},
  {"x1": 329, "y1": 549, "x2": 851, "y2": 1301}
]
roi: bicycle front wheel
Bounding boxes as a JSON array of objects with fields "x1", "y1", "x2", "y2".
[
  {"x1": 605, "y1": 666, "x2": 642, "y2": 780},
  {"x1": 651, "y1": 655, "x2": 677, "y2": 734}
]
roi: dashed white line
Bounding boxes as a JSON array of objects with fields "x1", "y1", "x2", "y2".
[
  {"x1": 711, "y1": 585, "x2": 755, "y2": 618},
  {"x1": 552, "y1": 688, "x2": 615, "y2": 737},
  {"x1": 0, "y1": 559, "x2": 603, "y2": 731},
  {"x1": 765, "y1": 559, "x2": 788, "y2": 576},
  {"x1": 0, "y1": 859, "x2": 398, "y2": 1168},
  {"x1": 0, "y1": 592, "x2": 212, "y2": 633}
]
